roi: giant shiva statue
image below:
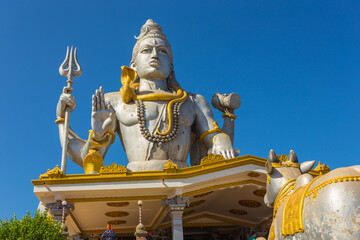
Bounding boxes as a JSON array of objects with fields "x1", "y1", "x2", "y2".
[{"x1": 56, "y1": 19, "x2": 240, "y2": 172}]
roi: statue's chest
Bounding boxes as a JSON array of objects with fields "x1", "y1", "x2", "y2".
[{"x1": 117, "y1": 100, "x2": 195, "y2": 127}]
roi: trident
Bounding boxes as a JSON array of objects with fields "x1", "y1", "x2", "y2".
[{"x1": 59, "y1": 46, "x2": 82, "y2": 174}]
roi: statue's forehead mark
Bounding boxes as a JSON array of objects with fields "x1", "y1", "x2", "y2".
[{"x1": 141, "y1": 37, "x2": 167, "y2": 48}]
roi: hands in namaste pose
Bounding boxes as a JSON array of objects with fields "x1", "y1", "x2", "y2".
[{"x1": 91, "y1": 86, "x2": 116, "y2": 141}]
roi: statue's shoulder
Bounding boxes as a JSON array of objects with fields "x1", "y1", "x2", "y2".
[
  {"x1": 104, "y1": 91, "x2": 123, "y2": 107},
  {"x1": 188, "y1": 92, "x2": 210, "y2": 108}
]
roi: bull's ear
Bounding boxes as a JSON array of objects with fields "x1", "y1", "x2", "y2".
[
  {"x1": 300, "y1": 160, "x2": 316, "y2": 173},
  {"x1": 265, "y1": 159, "x2": 273, "y2": 175}
]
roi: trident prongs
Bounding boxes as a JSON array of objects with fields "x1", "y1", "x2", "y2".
[
  {"x1": 58, "y1": 46, "x2": 82, "y2": 174},
  {"x1": 59, "y1": 46, "x2": 82, "y2": 91}
]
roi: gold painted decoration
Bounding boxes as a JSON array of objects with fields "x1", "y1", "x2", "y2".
[
  {"x1": 229, "y1": 209, "x2": 247, "y2": 215},
  {"x1": 277, "y1": 155, "x2": 288, "y2": 162},
  {"x1": 193, "y1": 191, "x2": 213, "y2": 198},
  {"x1": 187, "y1": 200, "x2": 206, "y2": 208},
  {"x1": 271, "y1": 154, "x2": 299, "y2": 168},
  {"x1": 273, "y1": 179, "x2": 296, "y2": 217},
  {"x1": 247, "y1": 172, "x2": 260, "y2": 178},
  {"x1": 107, "y1": 220, "x2": 127, "y2": 225},
  {"x1": 119, "y1": 66, "x2": 188, "y2": 136},
  {"x1": 106, "y1": 202, "x2": 130, "y2": 207},
  {"x1": 83, "y1": 149, "x2": 104, "y2": 174},
  {"x1": 253, "y1": 190, "x2": 266, "y2": 197},
  {"x1": 183, "y1": 210, "x2": 195, "y2": 216},
  {"x1": 278, "y1": 175, "x2": 360, "y2": 237},
  {"x1": 238, "y1": 200, "x2": 261, "y2": 208},
  {"x1": 269, "y1": 226, "x2": 275, "y2": 240},
  {"x1": 105, "y1": 211, "x2": 129, "y2": 217},
  {"x1": 100, "y1": 163, "x2": 127, "y2": 174},
  {"x1": 40, "y1": 165, "x2": 63, "y2": 179},
  {"x1": 163, "y1": 160, "x2": 178, "y2": 171},
  {"x1": 200, "y1": 154, "x2": 225, "y2": 165},
  {"x1": 198, "y1": 121, "x2": 223, "y2": 143},
  {"x1": 313, "y1": 161, "x2": 331, "y2": 175}
]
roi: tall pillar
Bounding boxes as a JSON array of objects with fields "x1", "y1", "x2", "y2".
[{"x1": 162, "y1": 196, "x2": 189, "y2": 240}]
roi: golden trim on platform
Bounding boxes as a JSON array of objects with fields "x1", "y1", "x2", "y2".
[
  {"x1": 39, "y1": 165, "x2": 63, "y2": 179},
  {"x1": 100, "y1": 163, "x2": 127, "y2": 174},
  {"x1": 200, "y1": 153, "x2": 225, "y2": 165},
  {"x1": 33, "y1": 155, "x2": 268, "y2": 186},
  {"x1": 163, "y1": 160, "x2": 178, "y2": 172}
]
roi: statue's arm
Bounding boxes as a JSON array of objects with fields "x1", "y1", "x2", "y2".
[
  {"x1": 192, "y1": 93, "x2": 236, "y2": 159},
  {"x1": 56, "y1": 87, "x2": 118, "y2": 167},
  {"x1": 56, "y1": 88, "x2": 86, "y2": 166}
]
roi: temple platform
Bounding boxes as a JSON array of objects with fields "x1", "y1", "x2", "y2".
[{"x1": 32, "y1": 155, "x2": 320, "y2": 239}]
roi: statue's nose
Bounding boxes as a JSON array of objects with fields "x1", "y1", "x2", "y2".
[{"x1": 151, "y1": 48, "x2": 159, "y2": 59}]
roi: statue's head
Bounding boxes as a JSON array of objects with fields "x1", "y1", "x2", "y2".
[{"x1": 130, "y1": 19, "x2": 179, "y2": 87}]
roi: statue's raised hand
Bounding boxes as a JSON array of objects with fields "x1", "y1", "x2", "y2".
[
  {"x1": 91, "y1": 86, "x2": 116, "y2": 141},
  {"x1": 56, "y1": 87, "x2": 76, "y2": 118}
]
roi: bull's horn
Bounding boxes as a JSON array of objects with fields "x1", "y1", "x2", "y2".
[
  {"x1": 289, "y1": 150, "x2": 299, "y2": 163},
  {"x1": 266, "y1": 149, "x2": 279, "y2": 175},
  {"x1": 269, "y1": 149, "x2": 280, "y2": 163}
]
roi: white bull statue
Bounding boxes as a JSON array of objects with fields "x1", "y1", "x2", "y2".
[{"x1": 264, "y1": 149, "x2": 360, "y2": 240}]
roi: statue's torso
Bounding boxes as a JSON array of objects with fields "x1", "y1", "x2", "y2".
[{"x1": 105, "y1": 92, "x2": 197, "y2": 171}]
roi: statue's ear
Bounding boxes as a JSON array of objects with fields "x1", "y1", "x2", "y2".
[
  {"x1": 300, "y1": 160, "x2": 316, "y2": 173},
  {"x1": 130, "y1": 61, "x2": 136, "y2": 69}
]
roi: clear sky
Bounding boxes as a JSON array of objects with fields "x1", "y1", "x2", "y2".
[{"x1": 0, "y1": 1, "x2": 359, "y2": 220}]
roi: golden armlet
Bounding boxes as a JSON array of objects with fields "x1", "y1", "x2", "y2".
[
  {"x1": 88, "y1": 130, "x2": 116, "y2": 149},
  {"x1": 212, "y1": 133, "x2": 231, "y2": 144},
  {"x1": 55, "y1": 118, "x2": 65, "y2": 124},
  {"x1": 221, "y1": 113, "x2": 237, "y2": 119},
  {"x1": 199, "y1": 122, "x2": 223, "y2": 143}
]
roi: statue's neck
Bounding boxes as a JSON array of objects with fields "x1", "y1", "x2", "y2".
[{"x1": 138, "y1": 78, "x2": 168, "y2": 92}]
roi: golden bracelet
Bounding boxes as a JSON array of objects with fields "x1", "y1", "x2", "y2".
[
  {"x1": 212, "y1": 133, "x2": 231, "y2": 144},
  {"x1": 198, "y1": 122, "x2": 223, "y2": 143},
  {"x1": 55, "y1": 118, "x2": 65, "y2": 124},
  {"x1": 222, "y1": 113, "x2": 237, "y2": 119},
  {"x1": 88, "y1": 130, "x2": 116, "y2": 148}
]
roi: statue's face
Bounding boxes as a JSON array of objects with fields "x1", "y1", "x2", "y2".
[{"x1": 133, "y1": 38, "x2": 171, "y2": 80}]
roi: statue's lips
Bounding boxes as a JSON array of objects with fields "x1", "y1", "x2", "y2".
[{"x1": 149, "y1": 60, "x2": 160, "y2": 68}]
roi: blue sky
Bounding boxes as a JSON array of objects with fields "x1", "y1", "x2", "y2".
[{"x1": 0, "y1": 1, "x2": 359, "y2": 220}]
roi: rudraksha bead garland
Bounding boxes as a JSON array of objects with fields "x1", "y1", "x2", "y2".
[{"x1": 136, "y1": 100, "x2": 182, "y2": 146}]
